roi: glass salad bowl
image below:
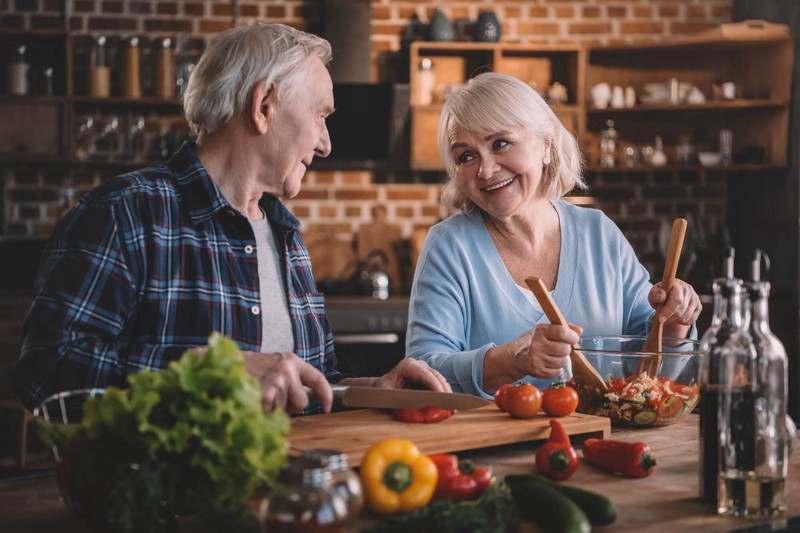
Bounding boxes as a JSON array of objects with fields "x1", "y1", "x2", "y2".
[{"x1": 567, "y1": 335, "x2": 702, "y2": 428}]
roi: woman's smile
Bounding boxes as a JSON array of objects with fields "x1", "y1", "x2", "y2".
[{"x1": 482, "y1": 176, "x2": 516, "y2": 192}]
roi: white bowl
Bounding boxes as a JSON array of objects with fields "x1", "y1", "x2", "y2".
[{"x1": 698, "y1": 152, "x2": 722, "y2": 167}]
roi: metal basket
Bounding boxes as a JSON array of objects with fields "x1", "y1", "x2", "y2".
[{"x1": 34, "y1": 388, "x2": 105, "y2": 461}]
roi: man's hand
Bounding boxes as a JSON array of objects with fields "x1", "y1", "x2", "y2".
[{"x1": 241, "y1": 351, "x2": 333, "y2": 414}]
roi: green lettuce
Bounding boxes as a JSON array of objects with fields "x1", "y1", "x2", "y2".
[{"x1": 38, "y1": 333, "x2": 290, "y2": 531}]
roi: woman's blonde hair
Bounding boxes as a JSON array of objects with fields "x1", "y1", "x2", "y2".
[
  {"x1": 184, "y1": 22, "x2": 332, "y2": 136},
  {"x1": 438, "y1": 72, "x2": 585, "y2": 211}
]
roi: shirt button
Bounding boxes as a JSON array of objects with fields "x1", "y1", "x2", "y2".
[
  {"x1": 251, "y1": 306, "x2": 260, "y2": 315},
  {"x1": 244, "y1": 245, "x2": 254, "y2": 254}
]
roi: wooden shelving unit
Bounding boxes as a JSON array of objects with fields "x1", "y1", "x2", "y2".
[{"x1": 408, "y1": 28, "x2": 793, "y2": 173}]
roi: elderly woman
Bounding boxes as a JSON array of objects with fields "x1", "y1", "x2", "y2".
[{"x1": 406, "y1": 72, "x2": 702, "y2": 398}]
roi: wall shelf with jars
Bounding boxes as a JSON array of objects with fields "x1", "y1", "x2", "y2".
[
  {"x1": 0, "y1": 29, "x2": 198, "y2": 171},
  {"x1": 584, "y1": 34, "x2": 793, "y2": 172},
  {"x1": 408, "y1": 30, "x2": 793, "y2": 175}
]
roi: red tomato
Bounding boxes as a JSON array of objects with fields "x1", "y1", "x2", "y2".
[
  {"x1": 656, "y1": 395, "x2": 683, "y2": 419},
  {"x1": 494, "y1": 383, "x2": 514, "y2": 411},
  {"x1": 675, "y1": 385, "x2": 699, "y2": 400},
  {"x1": 503, "y1": 384, "x2": 542, "y2": 419},
  {"x1": 541, "y1": 383, "x2": 579, "y2": 417},
  {"x1": 392, "y1": 406, "x2": 454, "y2": 423},
  {"x1": 422, "y1": 406, "x2": 454, "y2": 423}
]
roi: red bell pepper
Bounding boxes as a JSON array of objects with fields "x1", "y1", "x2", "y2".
[
  {"x1": 428, "y1": 454, "x2": 493, "y2": 501},
  {"x1": 582, "y1": 438, "x2": 657, "y2": 478},
  {"x1": 391, "y1": 406, "x2": 454, "y2": 423},
  {"x1": 535, "y1": 419, "x2": 579, "y2": 480}
]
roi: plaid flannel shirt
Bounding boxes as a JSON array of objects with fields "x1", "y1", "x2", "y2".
[{"x1": 16, "y1": 141, "x2": 341, "y2": 414}]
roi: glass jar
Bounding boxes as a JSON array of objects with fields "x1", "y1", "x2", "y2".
[
  {"x1": 89, "y1": 35, "x2": 110, "y2": 97},
  {"x1": 599, "y1": 119, "x2": 617, "y2": 168},
  {"x1": 8, "y1": 44, "x2": 29, "y2": 95},
  {"x1": 123, "y1": 37, "x2": 142, "y2": 98},
  {"x1": 260, "y1": 458, "x2": 350, "y2": 533},
  {"x1": 300, "y1": 450, "x2": 363, "y2": 519},
  {"x1": 154, "y1": 37, "x2": 174, "y2": 99}
]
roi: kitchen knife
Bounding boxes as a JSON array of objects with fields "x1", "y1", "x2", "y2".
[{"x1": 306, "y1": 385, "x2": 490, "y2": 410}]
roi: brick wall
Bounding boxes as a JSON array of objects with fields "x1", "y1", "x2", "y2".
[{"x1": 2, "y1": 0, "x2": 734, "y2": 282}]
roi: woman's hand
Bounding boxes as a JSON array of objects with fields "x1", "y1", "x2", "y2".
[
  {"x1": 648, "y1": 278, "x2": 702, "y2": 337},
  {"x1": 484, "y1": 323, "x2": 581, "y2": 393},
  {"x1": 340, "y1": 358, "x2": 452, "y2": 392}
]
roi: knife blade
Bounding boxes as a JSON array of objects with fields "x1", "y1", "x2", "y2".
[{"x1": 306, "y1": 385, "x2": 490, "y2": 410}]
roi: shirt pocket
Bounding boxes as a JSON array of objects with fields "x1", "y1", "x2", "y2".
[{"x1": 287, "y1": 291, "x2": 330, "y2": 369}]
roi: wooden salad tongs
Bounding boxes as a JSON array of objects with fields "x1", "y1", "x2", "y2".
[
  {"x1": 637, "y1": 218, "x2": 688, "y2": 377},
  {"x1": 525, "y1": 276, "x2": 608, "y2": 407}
]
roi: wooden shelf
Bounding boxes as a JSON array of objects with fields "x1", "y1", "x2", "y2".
[{"x1": 587, "y1": 99, "x2": 789, "y2": 113}]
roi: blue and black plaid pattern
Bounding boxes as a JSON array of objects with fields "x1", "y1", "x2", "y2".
[{"x1": 16, "y1": 141, "x2": 340, "y2": 414}]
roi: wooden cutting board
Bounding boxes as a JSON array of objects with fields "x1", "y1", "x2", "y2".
[{"x1": 290, "y1": 405, "x2": 610, "y2": 464}]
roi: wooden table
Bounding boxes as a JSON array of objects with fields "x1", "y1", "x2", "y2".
[{"x1": 1, "y1": 415, "x2": 799, "y2": 532}]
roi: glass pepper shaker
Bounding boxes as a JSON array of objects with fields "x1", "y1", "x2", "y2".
[
  {"x1": 300, "y1": 449, "x2": 363, "y2": 519},
  {"x1": 260, "y1": 457, "x2": 350, "y2": 533}
]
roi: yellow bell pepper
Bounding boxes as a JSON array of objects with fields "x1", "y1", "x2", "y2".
[{"x1": 360, "y1": 438, "x2": 438, "y2": 515}]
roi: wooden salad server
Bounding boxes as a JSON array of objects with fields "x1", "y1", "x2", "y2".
[
  {"x1": 525, "y1": 276, "x2": 608, "y2": 406},
  {"x1": 637, "y1": 217, "x2": 688, "y2": 377}
]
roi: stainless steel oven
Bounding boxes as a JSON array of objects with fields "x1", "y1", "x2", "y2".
[{"x1": 325, "y1": 297, "x2": 408, "y2": 377}]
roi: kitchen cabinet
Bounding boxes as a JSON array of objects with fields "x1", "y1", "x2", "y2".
[
  {"x1": 408, "y1": 25, "x2": 793, "y2": 173},
  {"x1": 585, "y1": 29, "x2": 793, "y2": 170},
  {"x1": 0, "y1": 28, "x2": 191, "y2": 231},
  {"x1": 408, "y1": 41, "x2": 585, "y2": 171}
]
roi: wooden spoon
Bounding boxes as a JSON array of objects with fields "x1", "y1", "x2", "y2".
[
  {"x1": 637, "y1": 218, "x2": 688, "y2": 377},
  {"x1": 525, "y1": 276, "x2": 608, "y2": 405}
]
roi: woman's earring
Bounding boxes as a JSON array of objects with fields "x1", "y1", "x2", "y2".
[{"x1": 543, "y1": 153, "x2": 551, "y2": 165}]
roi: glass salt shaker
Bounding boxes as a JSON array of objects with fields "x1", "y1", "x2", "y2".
[
  {"x1": 300, "y1": 449, "x2": 363, "y2": 519},
  {"x1": 260, "y1": 457, "x2": 350, "y2": 533}
]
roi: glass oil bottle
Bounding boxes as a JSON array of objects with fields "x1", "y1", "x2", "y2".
[
  {"x1": 699, "y1": 248, "x2": 749, "y2": 505},
  {"x1": 720, "y1": 249, "x2": 788, "y2": 517}
]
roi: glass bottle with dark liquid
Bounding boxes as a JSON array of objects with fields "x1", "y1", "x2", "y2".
[
  {"x1": 698, "y1": 248, "x2": 750, "y2": 504},
  {"x1": 720, "y1": 249, "x2": 789, "y2": 517}
]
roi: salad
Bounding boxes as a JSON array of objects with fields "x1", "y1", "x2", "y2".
[{"x1": 570, "y1": 373, "x2": 700, "y2": 428}]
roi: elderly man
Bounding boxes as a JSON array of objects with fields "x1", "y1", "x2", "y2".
[{"x1": 16, "y1": 22, "x2": 449, "y2": 415}]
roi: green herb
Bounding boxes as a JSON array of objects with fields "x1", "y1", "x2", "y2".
[
  {"x1": 38, "y1": 333, "x2": 290, "y2": 532},
  {"x1": 368, "y1": 481, "x2": 520, "y2": 533}
]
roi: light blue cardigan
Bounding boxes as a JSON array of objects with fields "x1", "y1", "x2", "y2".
[{"x1": 406, "y1": 199, "x2": 679, "y2": 398}]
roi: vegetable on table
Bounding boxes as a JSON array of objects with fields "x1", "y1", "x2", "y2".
[
  {"x1": 36, "y1": 334, "x2": 290, "y2": 532},
  {"x1": 505, "y1": 474, "x2": 617, "y2": 527},
  {"x1": 582, "y1": 438, "x2": 657, "y2": 478},
  {"x1": 506, "y1": 473, "x2": 590, "y2": 533},
  {"x1": 493, "y1": 383, "x2": 514, "y2": 410},
  {"x1": 535, "y1": 419, "x2": 579, "y2": 480},
  {"x1": 391, "y1": 406, "x2": 453, "y2": 423},
  {"x1": 541, "y1": 382, "x2": 579, "y2": 417},
  {"x1": 429, "y1": 454, "x2": 493, "y2": 502},
  {"x1": 496, "y1": 383, "x2": 542, "y2": 419},
  {"x1": 367, "y1": 480, "x2": 520, "y2": 533},
  {"x1": 360, "y1": 439, "x2": 438, "y2": 514}
]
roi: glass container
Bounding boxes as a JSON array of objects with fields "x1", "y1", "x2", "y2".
[
  {"x1": 599, "y1": 119, "x2": 617, "y2": 168},
  {"x1": 123, "y1": 37, "x2": 142, "y2": 98},
  {"x1": 89, "y1": 35, "x2": 111, "y2": 97},
  {"x1": 8, "y1": 44, "x2": 30, "y2": 95},
  {"x1": 260, "y1": 458, "x2": 349, "y2": 533},
  {"x1": 299, "y1": 450, "x2": 363, "y2": 519}
]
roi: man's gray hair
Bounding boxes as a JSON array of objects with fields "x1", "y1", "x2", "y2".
[{"x1": 184, "y1": 22, "x2": 332, "y2": 136}]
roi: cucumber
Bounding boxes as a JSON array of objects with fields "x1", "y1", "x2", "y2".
[
  {"x1": 506, "y1": 475, "x2": 591, "y2": 533},
  {"x1": 506, "y1": 474, "x2": 617, "y2": 526},
  {"x1": 632, "y1": 409, "x2": 657, "y2": 426}
]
